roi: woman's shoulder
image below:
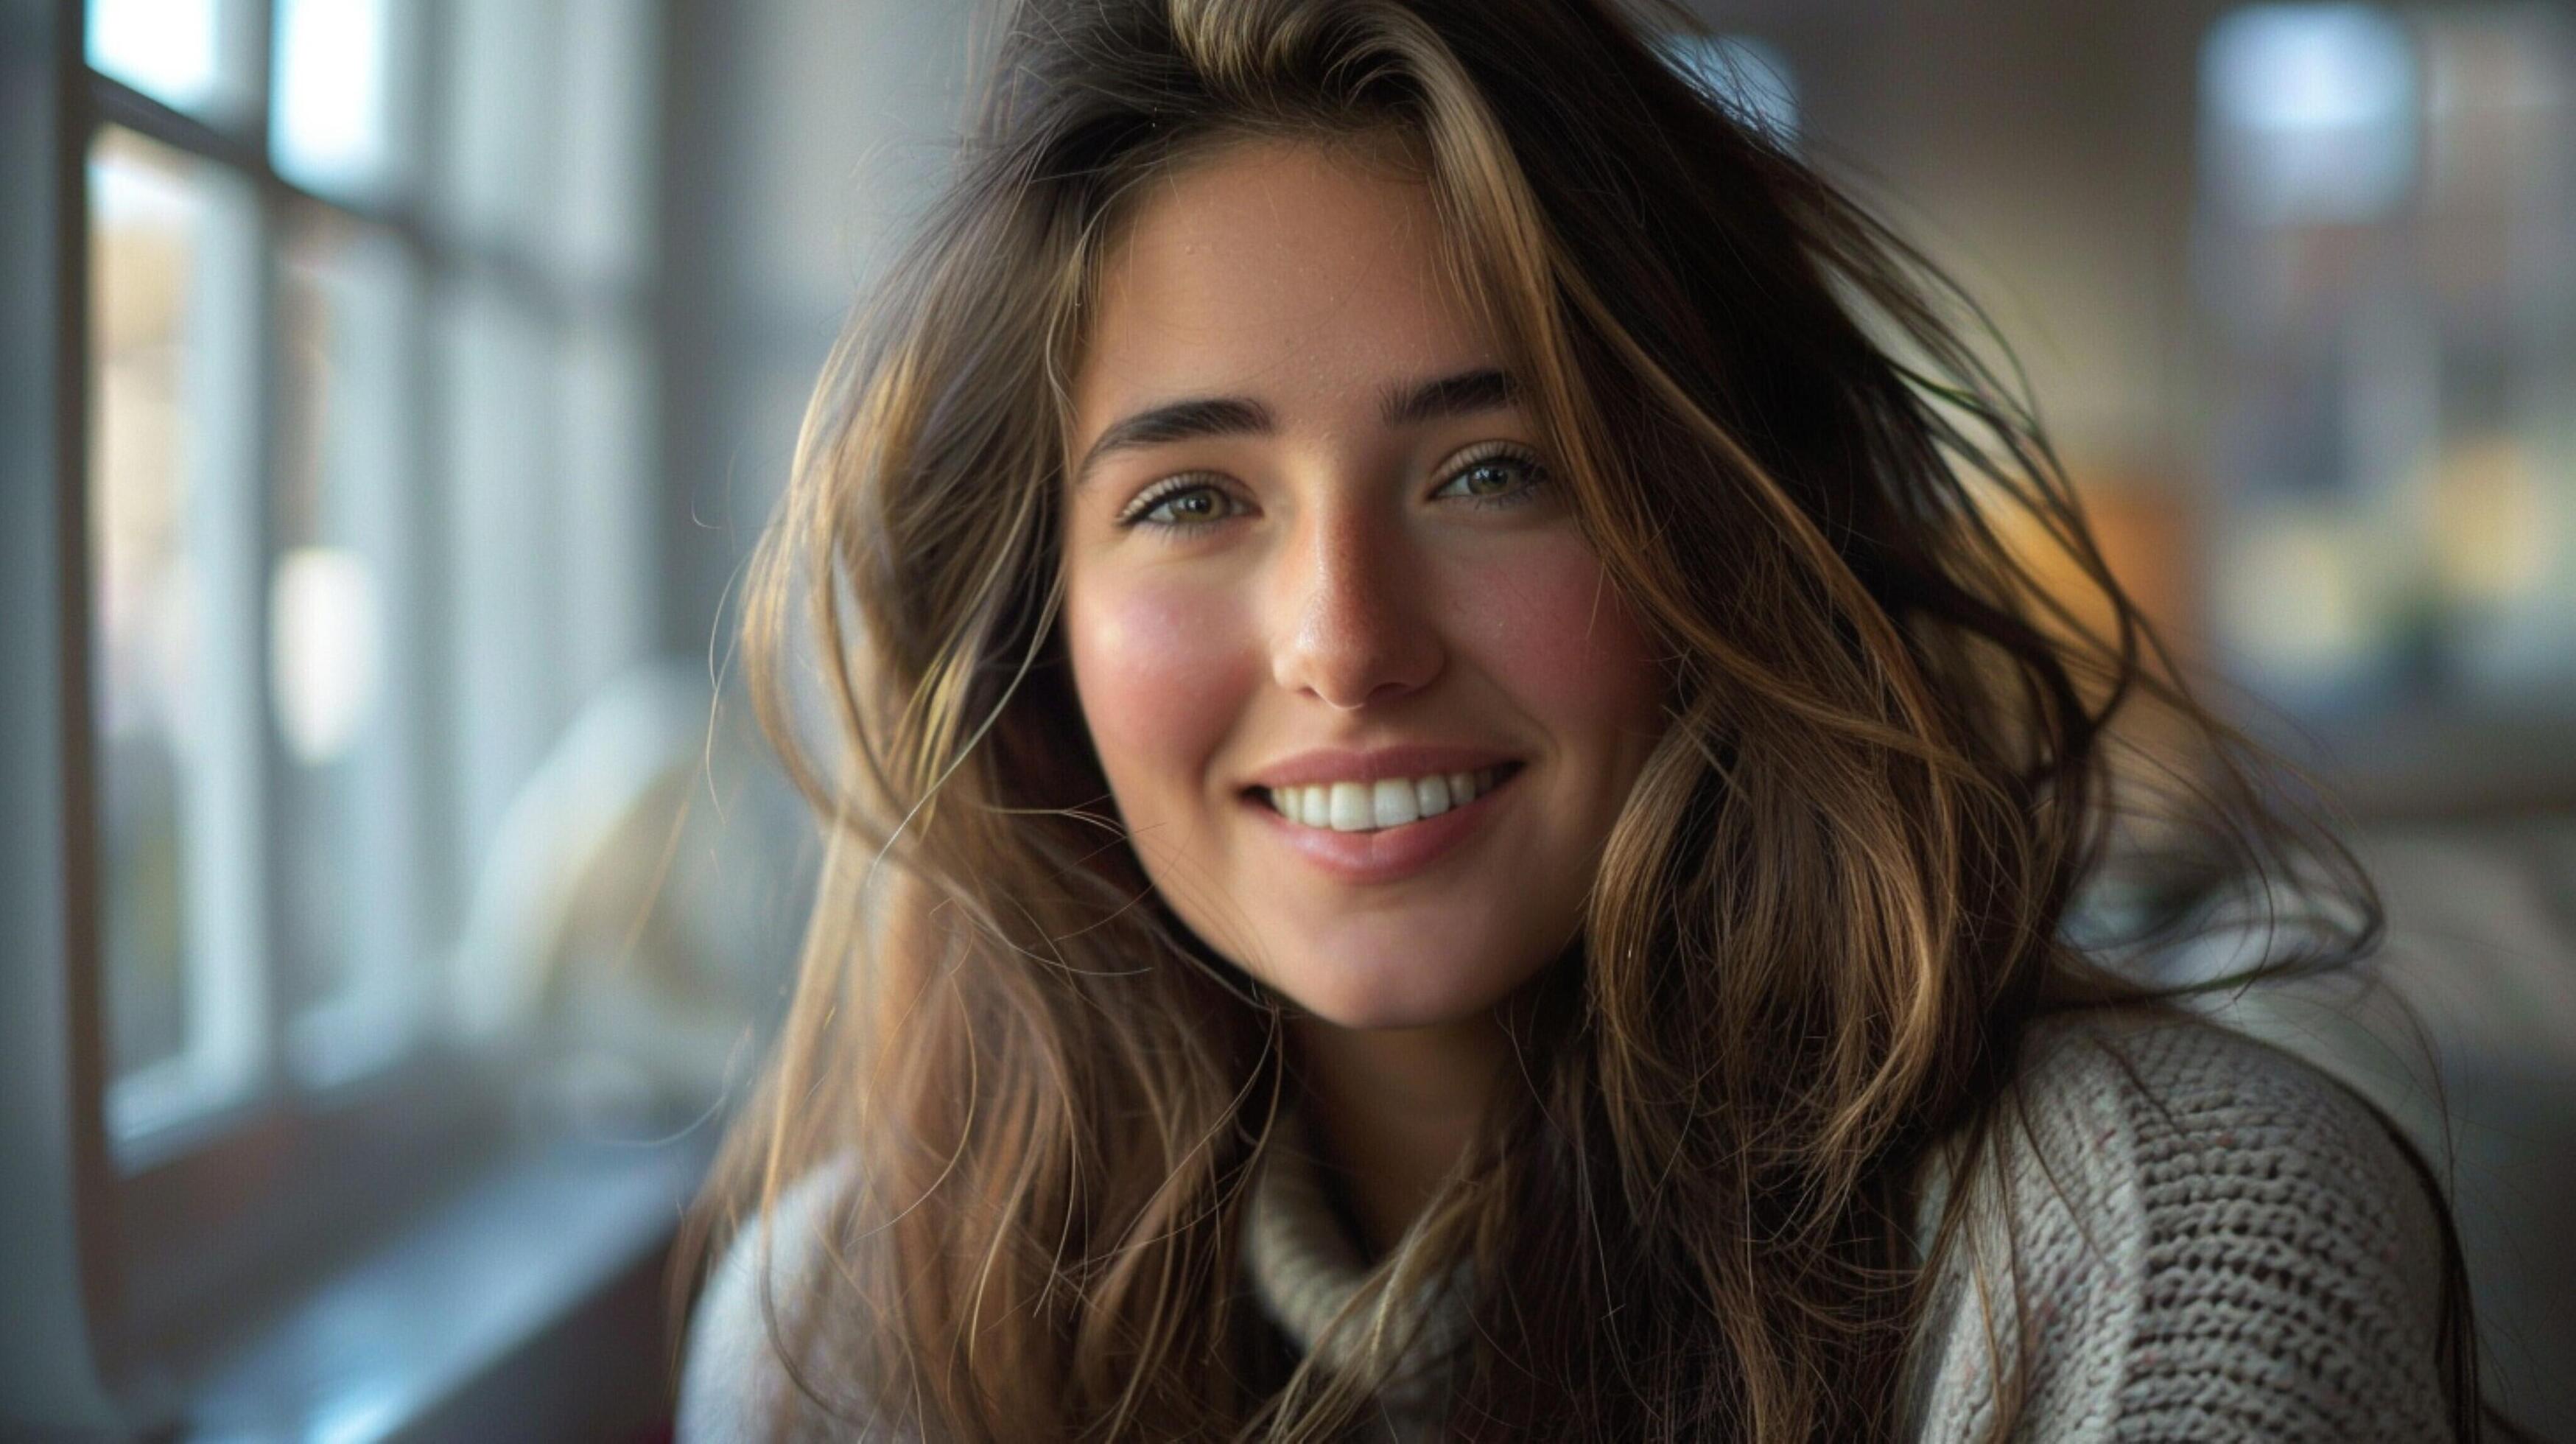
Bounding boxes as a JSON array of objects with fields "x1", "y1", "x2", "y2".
[
  {"x1": 675, "y1": 1155, "x2": 882, "y2": 1443},
  {"x1": 1907, "y1": 1008, "x2": 2457, "y2": 1441},
  {"x1": 2004, "y1": 1006, "x2": 2444, "y2": 1186}
]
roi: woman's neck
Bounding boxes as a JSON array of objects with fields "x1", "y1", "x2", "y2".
[{"x1": 1287, "y1": 1012, "x2": 1509, "y2": 1259}]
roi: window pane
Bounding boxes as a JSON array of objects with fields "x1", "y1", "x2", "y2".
[
  {"x1": 436, "y1": 0, "x2": 561, "y2": 258},
  {"x1": 559, "y1": 319, "x2": 656, "y2": 701},
  {"x1": 431, "y1": 0, "x2": 656, "y2": 281},
  {"x1": 436, "y1": 282, "x2": 569, "y2": 944},
  {"x1": 273, "y1": 212, "x2": 428, "y2": 1085},
  {"x1": 2415, "y1": 10, "x2": 2576, "y2": 690},
  {"x1": 85, "y1": 0, "x2": 260, "y2": 126},
  {"x1": 271, "y1": 0, "x2": 422, "y2": 202},
  {"x1": 555, "y1": 0, "x2": 659, "y2": 286},
  {"x1": 88, "y1": 127, "x2": 267, "y2": 1135},
  {"x1": 2203, "y1": 4, "x2": 2418, "y2": 226}
]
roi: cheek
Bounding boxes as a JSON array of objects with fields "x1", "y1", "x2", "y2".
[
  {"x1": 1449, "y1": 535, "x2": 1663, "y2": 731},
  {"x1": 1063, "y1": 570, "x2": 1256, "y2": 808}
]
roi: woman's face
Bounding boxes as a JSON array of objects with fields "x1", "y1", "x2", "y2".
[{"x1": 1059, "y1": 136, "x2": 1666, "y2": 1030}]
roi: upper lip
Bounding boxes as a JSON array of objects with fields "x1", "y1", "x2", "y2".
[{"x1": 1243, "y1": 745, "x2": 1522, "y2": 791}]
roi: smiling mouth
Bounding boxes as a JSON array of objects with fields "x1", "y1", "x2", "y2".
[{"x1": 1247, "y1": 762, "x2": 1524, "y2": 834}]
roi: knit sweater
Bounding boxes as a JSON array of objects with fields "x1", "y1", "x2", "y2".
[{"x1": 676, "y1": 1014, "x2": 2455, "y2": 1441}]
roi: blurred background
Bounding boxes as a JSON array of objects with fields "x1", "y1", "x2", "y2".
[{"x1": 7, "y1": 0, "x2": 2574, "y2": 1437}]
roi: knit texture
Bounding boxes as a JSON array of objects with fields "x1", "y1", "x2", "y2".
[
  {"x1": 1896, "y1": 1014, "x2": 2452, "y2": 1441},
  {"x1": 1240, "y1": 1107, "x2": 1478, "y2": 1431},
  {"x1": 678, "y1": 1014, "x2": 2454, "y2": 1441}
]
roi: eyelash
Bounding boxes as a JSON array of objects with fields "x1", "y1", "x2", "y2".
[{"x1": 1111, "y1": 442, "x2": 1552, "y2": 533}]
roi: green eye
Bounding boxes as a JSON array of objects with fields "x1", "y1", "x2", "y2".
[
  {"x1": 1117, "y1": 477, "x2": 1242, "y2": 530},
  {"x1": 1143, "y1": 486, "x2": 1225, "y2": 523},
  {"x1": 1432, "y1": 444, "x2": 1548, "y2": 508}
]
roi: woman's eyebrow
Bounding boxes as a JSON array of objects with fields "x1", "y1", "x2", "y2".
[
  {"x1": 1071, "y1": 367, "x2": 1519, "y2": 487},
  {"x1": 1074, "y1": 396, "x2": 1276, "y2": 488},
  {"x1": 1382, "y1": 365, "x2": 1516, "y2": 427}
]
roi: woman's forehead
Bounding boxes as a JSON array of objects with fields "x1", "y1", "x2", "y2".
[{"x1": 1066, "y1": 136, "x2": 1505, "y2": 452}]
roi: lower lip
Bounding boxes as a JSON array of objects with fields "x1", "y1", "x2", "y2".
[{"x1": 1241, "y1": 768, "x2": 1520, "y2": 885}]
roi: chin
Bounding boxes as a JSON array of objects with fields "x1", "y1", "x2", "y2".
[{"x1": 1263, "y1": 939, "x2": 1537, "y2": 1033}]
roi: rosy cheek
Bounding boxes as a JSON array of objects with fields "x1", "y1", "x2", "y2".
[
  {"x1": 1447, "y1": 535, "x2": 1662, "y2": 726},
  {"x1": 1064, "y1": 571, "x2": 1257, "y2": 807}
]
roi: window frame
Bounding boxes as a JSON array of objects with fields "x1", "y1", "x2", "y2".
[{"x1": 0, "y1": 0, "x2": 127, "y2": 1423}]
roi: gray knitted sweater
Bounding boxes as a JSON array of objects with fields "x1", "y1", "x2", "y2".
[{"x1": 677, "y1": 1014, "x2": 2454, "y2": 1440}]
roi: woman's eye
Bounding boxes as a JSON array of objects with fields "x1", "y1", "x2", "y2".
[
  {"x1": 1116, "y1": 478, "x2": 1242, "y2": 530},
  {"x1": 1431, "y1": 445, "x2": 1549, "y2": 509}
]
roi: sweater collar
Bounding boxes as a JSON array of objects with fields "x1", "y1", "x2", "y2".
[{"x1": 1243, "y1": 1110, "x2": 1475, "y2": 1426}]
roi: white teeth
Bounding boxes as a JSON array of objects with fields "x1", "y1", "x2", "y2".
[
  {"x1": 1371, "y1": 779, "x2": 1419, "y2": 828},
  {"x1": 1263, "y1": 767, "x2": 1510, "y2": 832},
  {"x1": 1327, "y1": 782, "x2": 1372, "y2": 831},
  {"x1": 1414, "y1": 774, "x2": 1451, "y2": 817}
]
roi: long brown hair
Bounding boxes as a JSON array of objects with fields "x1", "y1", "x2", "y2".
[{"x1": 680, "y1": 1, "x2": 2482, "y2": 1438}]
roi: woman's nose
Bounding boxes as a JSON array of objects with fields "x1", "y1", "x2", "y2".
[{"x1": 1270, "y1": 508, "x2": 1444, "y2": 709}]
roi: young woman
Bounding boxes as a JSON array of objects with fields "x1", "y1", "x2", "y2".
[{"x1": 674, "y1": 1, "x2": 2487, "y2": 1438}]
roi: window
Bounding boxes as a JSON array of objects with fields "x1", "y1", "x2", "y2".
[
  {"x1": 1, "y1": 0, "x2": 785, "y2": 1427},
  {"x1": 2197, "y1": 4, "x2": 2576, "y2": 724},
  {"x1": 87, "y1": 0, "x2": 673, "y2": 1161}
]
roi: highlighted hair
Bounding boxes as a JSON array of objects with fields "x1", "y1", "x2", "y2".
[{"x1": 678, "y1": 2, "x2": 2481, "y2": 1440}]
